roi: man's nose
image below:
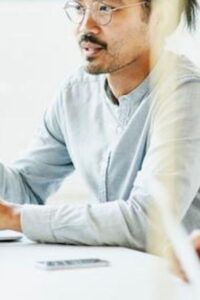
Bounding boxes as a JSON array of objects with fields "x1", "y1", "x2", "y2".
[{"x1": 79, "y1": 9, "x2": 101, "y2": 35}]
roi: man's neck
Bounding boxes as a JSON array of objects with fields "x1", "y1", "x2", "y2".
[{"x1": 106, "y1": 55, "x2": 151, "y2": 99}]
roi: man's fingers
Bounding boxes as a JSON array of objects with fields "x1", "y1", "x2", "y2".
[{"x1": 168, "y1": 249, "x2": 189, "y2": 282}]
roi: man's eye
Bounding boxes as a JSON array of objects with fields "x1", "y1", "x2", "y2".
[
  {"x1": 99, "y1": 5, "x2": 112, "y2": 12},
  {"x1": 73, "y1": 4, "x2": 84, "y2": 13},
  {"x1": 74, "y1": 4, "x2": 82, "y2": 10}
]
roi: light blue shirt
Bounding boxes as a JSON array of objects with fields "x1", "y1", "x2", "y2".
[{"x1": 1, "y1": 52, "x2": 200, "y2": 249}]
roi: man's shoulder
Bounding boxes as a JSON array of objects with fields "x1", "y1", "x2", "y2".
[
  {"x1": 176, "y1": 54, "x2": 200, "y2": 81},
  {"x1": 163, "y1": 51, "x2": 200, "y2": 82},
  {"x1": 152, "y1": 51, "x2": 200, "y2": 96}
]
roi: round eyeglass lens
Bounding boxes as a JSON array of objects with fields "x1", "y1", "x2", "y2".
[
  {"x1": 93, "y1": 2, "x2": 111, "y2": 25},
  {"x1": 65, "y1": 4, "x2": 84, "y2": 24}
]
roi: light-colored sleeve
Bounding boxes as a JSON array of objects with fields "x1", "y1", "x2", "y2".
[
  {"x1": 0, "y1": 88, "x2": 74, "y2": 204},
  {"x1": 21, "y1": 79, "x2": 200, "y2": 249}
]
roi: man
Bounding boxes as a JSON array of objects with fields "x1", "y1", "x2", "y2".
[{"x1": 0, "y1": 0, "x2": 200, "y2": 249}]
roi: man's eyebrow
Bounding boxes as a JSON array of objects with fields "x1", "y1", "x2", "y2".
[{"x1": 102, "y1": 0, "x2": 125, "y2": 5}]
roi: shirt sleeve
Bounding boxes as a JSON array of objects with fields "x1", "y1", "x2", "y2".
[
  {"x1": 20, "y1": 78, "x2": 200, "y2": 249},
  {"x1": 0, "y1": 87, "x2": 74, "y2": 204}
]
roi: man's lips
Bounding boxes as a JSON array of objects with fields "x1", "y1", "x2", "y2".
[{"x1": 81, "y1": 41, "x2": 104, "y2": 57}]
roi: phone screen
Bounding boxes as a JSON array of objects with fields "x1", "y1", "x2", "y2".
[{"x1": 36, "y1": 258, "x2": 109, "y2": 270}]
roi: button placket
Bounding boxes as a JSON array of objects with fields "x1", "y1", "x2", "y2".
[
  {"x1": 116, "y1": 102, "x2": 130, "y2": 135},
  {"x1": 98, "y1": 150, "x2": 111, "y2": 202}
]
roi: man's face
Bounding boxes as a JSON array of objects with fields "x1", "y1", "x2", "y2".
[{"x1": 74, "y1": 0, "x2": 152, "y2": 74}]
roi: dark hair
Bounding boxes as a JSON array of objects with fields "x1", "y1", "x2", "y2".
[
  {"x1": 144, "y1": 0, "x2": 199, "y2": 30},
  {"x1": 185, "y1": 0, "x2": 199, "y2": 29}
]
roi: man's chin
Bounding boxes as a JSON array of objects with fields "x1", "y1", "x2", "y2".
[
  {"x1": 83, "y1": 62, "x2": 107, "y2": 75},
  {"x1": 83, "y1": 60, "x2": 124, "y2": 75}
]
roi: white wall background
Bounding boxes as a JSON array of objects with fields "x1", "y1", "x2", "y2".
[
  {"x1": 0, "y1": 0, "x2": 91, "y2": 203},
  {"x1": 0, "y1": 0, "x2": 200, "y2": 203}
]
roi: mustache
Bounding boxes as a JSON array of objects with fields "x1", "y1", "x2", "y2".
[{"x1": 79, "y1": 34, "x2": 107, "y2": 49}]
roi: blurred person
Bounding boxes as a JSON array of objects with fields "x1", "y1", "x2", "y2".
[{"x1": 0, "y1": 0, "x2": 200, "y2": 249}]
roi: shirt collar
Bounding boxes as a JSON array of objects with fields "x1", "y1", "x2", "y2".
[
  {"x1": 104, "y1": 79, "x2": 119, "y2": 106},
  {"x1": 104, "y1": 75, "x2": 150, "y2": 107}
]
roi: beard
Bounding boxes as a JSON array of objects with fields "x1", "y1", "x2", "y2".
[
  {"x1": 79, "y1": 34, "x2": 136, "y2": 75},
  {"x1": 84, "y1": 61, "x2": 110, "y2": 75},
  {"x1": 83, "y1": 53, "x2": 138, "y2": 75}
]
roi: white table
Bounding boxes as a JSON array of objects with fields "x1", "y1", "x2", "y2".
[{"x1": 0, "y1": 237, "x2": 192, "y2": 300}]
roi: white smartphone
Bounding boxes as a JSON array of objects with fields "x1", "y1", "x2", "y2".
[{"x1": 36, "y1": 258, "x2": 109, "y2": 271}]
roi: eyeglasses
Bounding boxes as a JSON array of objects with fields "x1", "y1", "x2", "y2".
[{"x1": 63, "y1": 1, "x2": 146, "y2": 26}]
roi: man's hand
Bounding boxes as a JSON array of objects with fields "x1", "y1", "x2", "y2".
[
  {"x1": 190, "y1": 230, "x2": 200, "y2": 257},
  {"x1": 0, "y1": 200, "x2": 22, "y2": 232},
  {"x1": 168, "y1": 230, "x2": 200, "y2": 282}
]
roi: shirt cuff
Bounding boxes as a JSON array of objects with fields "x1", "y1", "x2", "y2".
[{"x1": 21, "y1": 204, "x2": 57, "y2": 243}]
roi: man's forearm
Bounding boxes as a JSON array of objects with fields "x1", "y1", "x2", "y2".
[{"x1": 20, "y1": 200, "x2": 147, "y2": 249}]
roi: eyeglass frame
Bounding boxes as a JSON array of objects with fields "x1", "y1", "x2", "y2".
[{"x1": 63, "y1": 0, "x2": 147, "y2": 26}]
